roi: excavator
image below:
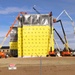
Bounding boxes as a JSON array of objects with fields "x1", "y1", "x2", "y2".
[
  {"x1": 53, "y1": 19, "x2": 72, "y2": 56},
  {"x1": 0, "y1": 12, "x2": 27, "y2": 58}
]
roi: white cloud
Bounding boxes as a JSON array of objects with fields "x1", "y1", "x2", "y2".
[{"x1": 0, "y1": 7, "x2": 32, "y2": 14}]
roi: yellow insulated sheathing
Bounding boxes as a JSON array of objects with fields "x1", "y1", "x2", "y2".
[
  {"x1": 10, "y1": 42, "x2": 17, "y2": 49},
  {"x1": 52, "y1": 30, "x2": 54, "y2": 51},
  {"x1": 22, "y1": 25, "x2": 54, "y2": 57},
  {"x1": 51, "y1": 32, "x2": 54, "y2": 51},
  {"x1": 49, "y1": 28, "x2": 54, "y2": 52},
  {"x1": 18, "y1": 27, "x2": 23, "y2": 57}
]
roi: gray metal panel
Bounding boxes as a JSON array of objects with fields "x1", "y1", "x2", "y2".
[
  {"x1": 10, "y1": 27, "x2": 17, "y2": 42},
  {"x1": 31, "y1": 15, "x2": 40, "y2": 25},
  {"x1": 18, "y1": 14, "x2": 52, "y2": 26},
  {"x1": 41, "y1": 15, "x2": 49, "y2": 25},
  {"x1": 18, "y1": 16, "x2": 23, "y2": 27}
]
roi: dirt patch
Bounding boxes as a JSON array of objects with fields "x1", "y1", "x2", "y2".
[{"x1": 0, "y1": 57, "x2": 75, "y2": 75}]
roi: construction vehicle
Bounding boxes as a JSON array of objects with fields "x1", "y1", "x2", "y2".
[
  {"x1": 56, "y1": 10, "x2": 75, "y2": 56},
  {"x1": 0, "y1": 52, "x2": 7, "y2": 58},
  {"x1": 49, "y1": 11, "x2": 73, "y2": 56},
  {"x1": 54, "y1": 28, "x2": 72, "y2": 56},
  {"x1": 56, "y1": 20, "x2": 72, "y2": 56},
  {"x1": 56, "y1": 10, "x2": 75, "y2": 34},
  {"x1": 0, "y1": 12, "x2": 27, "y2": 49},
  {"x1": 0, "y1": 12, "x2": 27, "y2": 57}
]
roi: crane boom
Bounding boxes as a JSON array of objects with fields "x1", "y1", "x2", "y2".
[
  {"x1": 54, "y1": 28, "x2": 69, "y2": 51},
  {"x1": 55, "y1": 20, "x2": 70, "y2": 51},
  {"x1": 0, "y1": 12, "x2": 27, "y2": 48},
  {"x1": 54, "y1": 28, "x2": 65, "y2": 44},
  {"x1": 56, "y1": 10, "x2": 75, "y2": 34},
  {"x1": 56, "y1": 20, "x2": 68, "y2": 44}
]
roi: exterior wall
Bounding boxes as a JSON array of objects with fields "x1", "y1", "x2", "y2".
[
  {"x1": 10, "y1": 14, "x2": 54, "y2": 57},
  {"x1": 52, "y1": 28, "x2": 54, "y2": 51},
  {"x1": 18, "y1": 27, "x2": 23, "y2": 57},
  {"x1": 9, "y1": 42, "x2": 17, "y2": 49},
  {"x1": 22, "y1": 25, "x2": 54, "y2": 57},
  {"x1": 49, "y1": 27, "x2": 54, "y2": 52}
]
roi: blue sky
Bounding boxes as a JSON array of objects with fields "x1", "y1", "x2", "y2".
[{"x1": 0, "y1": 0, "x2": 75, "y2": 49}]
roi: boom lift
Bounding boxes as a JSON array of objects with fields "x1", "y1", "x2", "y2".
[
  {"x1": 0, "y1": 12, "x2": 27, "y2": 58},
  {"x1": 53, "y1": 19, "x2": 72, "y2": 56},
  {"x1": 0, "y1": 12, "x2": 27, "y2": 49},
  {"x1": 57, "y1": 10, "x2": 75, "y2": 34},
  {"x1": 55, "y1": 20, "x2": 69, "y2": 47},
  {"x1": 53, "y1": 28, "x2": 71, "y2": 56}
]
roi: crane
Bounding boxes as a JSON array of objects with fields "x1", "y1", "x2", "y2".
[
  {"x1": 55, "y1": 20, "x2": 69, "y2": 49},
  {"x1": 0, "y1": 12, "x2": 27, "y2": 48},
  {"x1": 54, "y1": 28, "x2": 71, "y2": 56},
  {"x1": 54, "y1": 19, "x2": 72, "y2": 55},
  {"x1": 56, "y1": 10, "x2": 75, "y2": 34}
]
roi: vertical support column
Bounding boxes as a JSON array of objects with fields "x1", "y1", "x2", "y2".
[
  {"x1": 51, "y1": 27, "x2": 54, "y2": 52},
  {"x1": 49, "y1": 12, "x2": 54, "y2": 55},
  {"x1": 18, "y1": 15, "x2": 24, "y2": 57},
  {"x1": 18, "y1": 27, "x2": 23, "y2": 57}
]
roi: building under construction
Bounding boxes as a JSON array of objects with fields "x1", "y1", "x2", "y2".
[
  {"x1": 10, "y1": 14, "x2": 54, "y2": 57},
  {"x1": 0, "y1": 10, "x2": 74, "y2": 58}
]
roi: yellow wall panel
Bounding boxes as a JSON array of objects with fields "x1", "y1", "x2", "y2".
[
  {"x1": 22, "y1": 25, "x2": 53, "y2": 57},
  {"x1": 10, "y1": 42, "x2": 17, "y2": 49},
  {"x1": 18, "y1": 27, "x2": 23, "y2": 57},
  {"x1": 17, "y1": 25, "x2": 54, "y2": 57}
]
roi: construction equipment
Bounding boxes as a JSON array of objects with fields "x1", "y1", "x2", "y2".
[
  {"x1": 57, "y1": 10, "x2": 75, "y2": 34},
  {"x1": 54, "y1": 28, "x2": 71, "y2": 56},
  {"x1": 49, "y1": 12, "x2": 56, "y2": 56},
  {"x1": 56, "y1": 20, "x2": 69, "y2": 46},
  {"x1": 0, "y1": 12, "x2": 27, "y2": 49},
  {"x1": 56, "y1": 20, "x2": 72, "y2": 56},
  {"x1": 33, "y1": 5, "x2": 40, "y2": 14},
  {"x1": 0, "y1": 51, "x2": 8, "y2": 58}
]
